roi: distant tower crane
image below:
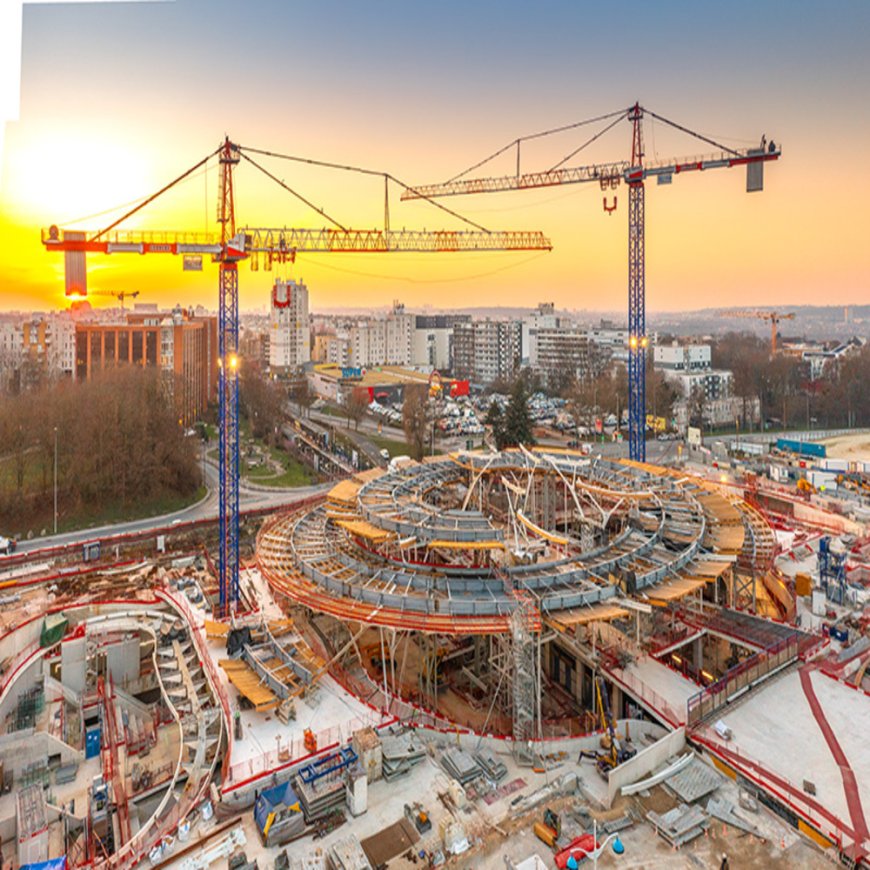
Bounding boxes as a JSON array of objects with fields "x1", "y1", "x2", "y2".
[
  {"x1": 403, "y1": 104, "x2": 781, "y2": 461},
  {"x1": 719, "y1": 309, "x2": 795, "y2": 354},
  {"x1": 42, "y1": 137, "x2": 551, "y2": 613},
  {"x1": 90, "y1": 289, "x2": 140, "y2": 311}
]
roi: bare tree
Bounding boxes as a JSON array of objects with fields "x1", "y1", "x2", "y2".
[
  {"x1": 341, "y1": 388, "x2": 369, "y2": 431},
  {"x1": 402, "y1": 384, "x2": 430, "y2": 460}
]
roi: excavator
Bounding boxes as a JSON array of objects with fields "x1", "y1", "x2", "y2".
[{"x1": 578, "y1": 675, "x2": 636, "y2": 777}]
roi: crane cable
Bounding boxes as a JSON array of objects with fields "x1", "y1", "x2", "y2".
[
  {"x1": 642, "y1": 108, "x2": 742, "y2": 157},
  {"x1": 547, "y1": 112, "x2": 627, "y2": 172},
  {"x1": 238, "y1": 144, "x2": 491, "y2": 234},
  {"x1": 446, "y1": 106, "x2": 630, "y2": 183},
  {"x1": 89, "y1": 146, "x2": 223, "y2": 242},
  {"x1": 239, "y1": 151, "x2": 349, "y2": 232}
]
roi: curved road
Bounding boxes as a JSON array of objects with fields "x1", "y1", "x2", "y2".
[{"x1": 14, "y1": 457, "x2": 329, "y2": 555}]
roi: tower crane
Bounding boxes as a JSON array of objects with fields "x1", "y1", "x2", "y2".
[
  {"x1": 402, "y1": 104, "x2": 781, "y2": 462},
  {"x1": 89, "y1": 289, "x2": 140, "y2": 311},
  {"x1": 719, "y1": 309, "x2": 795, "y2": 354},
  {"x1": 42, "y1": 137, "x2": 551, "y2": 613}
]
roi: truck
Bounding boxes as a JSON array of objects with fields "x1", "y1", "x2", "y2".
[{"x1": 0, "y1": 536, "x2": 15, "y2": 556}]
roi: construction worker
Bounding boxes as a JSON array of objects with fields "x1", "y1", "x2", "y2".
[{"x1": 720, "y1": 854, "x2": 730, "y2": 870}]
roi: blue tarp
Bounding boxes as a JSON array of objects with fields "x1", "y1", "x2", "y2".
[
  {"x1": 776, "y1": 438, "x2": 826, "y2": 459},
  {"x1": 21, "y1": 859, "x2": 67, "y2": 870}
]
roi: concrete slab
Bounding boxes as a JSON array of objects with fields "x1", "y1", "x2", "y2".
[
  {"x1": 698, "y1": 666, "x2": 870, "y2": 847},
  {"x1": 615, "y1": 655, "x2": 699, "y2": 724}
]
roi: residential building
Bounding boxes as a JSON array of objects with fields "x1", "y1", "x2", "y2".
[
  {"x1": 411, "y1": 313, "x2": 471, "y2": 370},
  {"x1": 347, "y1": 301, "x2": 413, "y2": 368},
  {"x1": 653, "y1": 343, "x2": 712, "y2": 372},
  {"x1": 452, "y1": 320, "x2": 521, "y2": 385},
  {"x1": 655, "y1": 341, "x2": 731, "y2": 400},
  {"x1": 269, "y1": 279, "x2": 310, "y2": 375},
  {"x1": 0, "y1": 315, "x2": 75, "y2": 392},
  {"x1": 239, "y1": 326, "x2": 269, "y2": 369},
  {"x1": 77, "y1": 307, "x2": 217, "y2": 424},
  {"x1": 586, "y1": 319, "x2": 630, "y2": 364},
  {"x1": 533, "y1": 328, "x2": 610, "y2": 389},
  {"x1": 522, "y1": 302, "x2": 561, "y2": 366}
]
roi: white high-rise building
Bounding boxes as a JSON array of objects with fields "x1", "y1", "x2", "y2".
[
  {"x1": 269, "y1": 279, "x2": 310, "y2": 374},
  {"x1": 522, "y1": 302, "x2": 561, "y2": 366},
  {"x1": 348, "y1": 301, "x2": 413, "y2": 368}
]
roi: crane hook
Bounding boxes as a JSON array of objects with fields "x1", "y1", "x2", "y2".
[{"x1": 603, "y1": 197, "x2": 617, "y2": 215}]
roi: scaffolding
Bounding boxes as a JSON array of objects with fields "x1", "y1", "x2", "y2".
[{"x1": 511, "y1": 599, "x2": 539, "y2": 765}]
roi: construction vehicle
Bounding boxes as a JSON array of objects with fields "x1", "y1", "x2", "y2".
[
  {"x1": 578, "y1": 676, "x2": 635, "y2": 777},
  {"x1": 534, "y1": 820, "x2": 558, "y2": 849},
  {"x1": 534, "y1": 806, "x2": 562, "y2": 848}
]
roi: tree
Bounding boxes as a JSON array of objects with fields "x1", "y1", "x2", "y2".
[
  {"x1": 645, "y1": 368, "x2": 679, "y2": 430},
  {"x1": 239, "y1": 363, "x2": 284, "y2": 442},
  {"x1": 292, "y1": 377, "x2": 315, "y2": 419},
  {"x1": 341, "y1": 388, "x2": 369, "y2": 431},
  {"x1": 402, "y1": 384, "x2": 430, "y2": 460},
  {"x1": 485, "y1": 399, "x2": 505, "y2": 448},
  {"x1": 687, "y1": 383, "x2": 707, "y2": 431},
  {"x1": 501, "y1": 380, "x2": 535, "y2": 448},
  {"x1": 0, "y1": 366, "x2": 200, "y2": 535}
]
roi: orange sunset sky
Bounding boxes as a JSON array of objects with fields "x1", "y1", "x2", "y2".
[{"x1": 1, "y1": 0, "x2": 868, "y2": 315}]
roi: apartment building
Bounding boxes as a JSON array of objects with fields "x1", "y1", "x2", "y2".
[
  {"x1": 452, "y1": 320, "x2": 521, "y2": 385},
  {"x1": 269, "y1": 279, "x2": 310, "y2": 375}
]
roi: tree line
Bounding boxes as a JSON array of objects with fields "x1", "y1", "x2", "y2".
[
  {"x1": 0, "y1": 366, "x2": 201, "y2": 536},
  {"x1": 712, "y1": 332, "x2": 870, "y2": 430}
]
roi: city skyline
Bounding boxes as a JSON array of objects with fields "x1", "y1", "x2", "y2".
[{"x1": 1, "y1": 0, "x2": 868, "y2": 313}]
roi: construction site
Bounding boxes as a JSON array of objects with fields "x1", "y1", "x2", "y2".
[
  {"x1": 3, "y1": 105, "x2": 870, "y2": 869},
  {"x1": 2, "y1": 437, "x2": 870, "y2": 869}
]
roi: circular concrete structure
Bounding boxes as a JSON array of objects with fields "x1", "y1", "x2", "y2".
[{"x1": 257, "y1": 449, "x2": 777, "y2": 632}]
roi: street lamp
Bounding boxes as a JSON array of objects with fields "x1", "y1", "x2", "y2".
[{"x1": 53, "y1": 426, "x2": 58, "y2": 535}]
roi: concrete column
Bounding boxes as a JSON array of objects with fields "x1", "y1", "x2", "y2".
[{"x1": 694, "y1": 636, "x2": 704, "y2": 673}]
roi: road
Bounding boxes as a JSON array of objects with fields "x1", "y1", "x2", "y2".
[
  {"x1": 14, "y1": 456, "x2": 329, "y2": 555},
  {"x1": 11, "y1": 433, "x2": 683, "y2": 558}
]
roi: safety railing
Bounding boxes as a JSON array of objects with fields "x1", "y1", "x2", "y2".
[
  {"x1": 686, "y1": 633, "x2": 812, "y2": 727},
  {"x1": 693, "y1": 733, "x2": 862, "y2": 861},
  {"x1": 604, "y1": 662, "x2": 683, "y2": 728},
  {"x1": 223, "y1": 708, "x2": 388, "y2": 789}
]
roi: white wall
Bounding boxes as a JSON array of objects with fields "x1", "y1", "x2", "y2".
[{"x1": 606, "y1": 725, "x2": 687, "y2": 807}]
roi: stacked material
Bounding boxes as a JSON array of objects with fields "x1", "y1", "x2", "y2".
[
  {"x1": 352, "y1": 727, "x2": 383, "y2": 783},
  {"x1": 327, "y1": 834, "x2": 372, "y2": 870},
  {"x1": 381, "y1": 732, "x2": 427, "y2": 781},
  {"x1": 296, "y1": 775, "x2": 347, "y2": 823},
  {"x1": 442, "y1": 748, "x2": 482, "y2": 785},
  {"x1": 706, "y1": 796, "x2": 760, "y2": 836},
  {"x1": 664, "y1": 758, "x2": 722, "y2": 804},
  {"x1": 646, "y1": 803, "x2": 708, "y2": 847},
  {"x1": 474, "y1": 750, "x2": 507, "y2": 783}
]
